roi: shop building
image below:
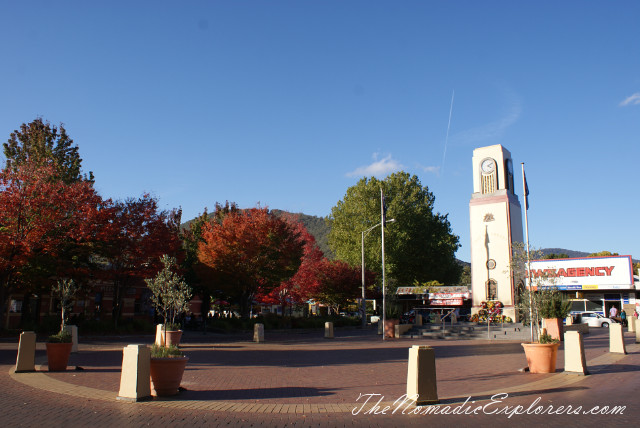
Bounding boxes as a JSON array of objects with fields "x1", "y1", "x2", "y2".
[
  {"x1": 395, "y1": 286, "x2": 472, "y2": 317},
  {"x1": 526, "y1": 255, "x2": 639, "y2": 316}
]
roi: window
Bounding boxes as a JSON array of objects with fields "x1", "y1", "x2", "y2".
[{"x1": 486, "y1": 279, "x2": 497, "y2": 300}]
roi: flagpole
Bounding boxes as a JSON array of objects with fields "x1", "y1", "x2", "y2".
[
  {"x1": 521, "y1": 163, "x2": 534, "y2": 343},
  {"x1": 381, "y1": 188, "x2": 387, "y2": 341}
]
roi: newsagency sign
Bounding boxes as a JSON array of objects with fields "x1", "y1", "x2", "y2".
[{"x1": 526, "y1": 255, "x2": 634, "y2": 290}]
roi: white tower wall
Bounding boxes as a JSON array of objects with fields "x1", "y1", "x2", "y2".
[{"x1": 469, "y1": 144, "x2": 524, "y2": 321}]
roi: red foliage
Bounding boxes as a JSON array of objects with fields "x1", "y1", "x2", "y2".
[
  {"x1": 256, "y1": 215, "x2": 324, "y2": 309},
  {"x1": 0, "y1": 161, "x2": 104, "y2": 287},
  {"x1": 101, "y1": 194, "x2": 183, "y2": 321},
  {"x1": 198, "y1": 208, "x2": 304, "y2": 316},
  {"x1": 312, "y1": 259, "x2": 376, "y2": 313}
]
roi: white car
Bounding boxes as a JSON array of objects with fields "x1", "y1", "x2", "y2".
[{"x1": 573, "y1": 311, "x2": 615, "y2": 328}]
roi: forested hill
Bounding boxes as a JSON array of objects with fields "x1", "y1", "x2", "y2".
[
  {"x1": 541, "y1": 248, "x2": 639, "y2": 264},
  {"x1": 271, "y1": 210, "x2": 333, "y2": 258},
  {"x1": 180, "y1": 210, "x2": 333, "y2": 258},
  {"x1": 181, "y1": 213, "x2": 636, "y2": 264}
]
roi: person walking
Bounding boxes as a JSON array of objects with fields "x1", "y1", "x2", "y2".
[{"x1": 620, "y1": 309, "x2": 627, "y2": 327}]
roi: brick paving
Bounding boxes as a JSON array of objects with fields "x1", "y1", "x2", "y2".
[{"x1": 1, "y1": 326, "x2": 639, "y2": 427}]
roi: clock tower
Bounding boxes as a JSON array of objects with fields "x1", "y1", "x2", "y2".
[{"x1": 469, "y1": 144, "x2": 523, "y2": 320}]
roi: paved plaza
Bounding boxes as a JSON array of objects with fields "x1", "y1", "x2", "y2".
[{"x1": 1, "y1": 326, "x2": 639, "y2": 427}]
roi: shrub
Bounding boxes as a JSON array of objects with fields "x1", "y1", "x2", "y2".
[
  {"x1": 150, "y1": 343, "x2": 184, "y2": 358},
  {"x1": 48, "y1": 330, "x2": 72, "y2": 343}
]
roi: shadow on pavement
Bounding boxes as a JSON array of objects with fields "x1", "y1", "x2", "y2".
[
  {"x1": 173, "y1": 386, "x2": 339, "y2": 401},
  {"x1": 440, "y1": 386, "x2": 590, "y2": 405}
]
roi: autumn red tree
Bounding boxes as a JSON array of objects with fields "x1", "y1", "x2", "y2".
[
  {"x1": 257, "y1": 215, "x2": 324, "y2": 315},
  {"x1": 0, "y1": 160, "x2": 106, "y2": 323},
  {"x1": 182, "y1": 202, "x2": 239, "y2": 318},
  {"x1": 101, "y1": 194, "x2": 183, "y2": 325},
  {"x1": 198, "y1": 208, "x2": 304, "y2": 317},
  {"x1": 311, "y1": 259, "x2": 376, "y2": 315}
]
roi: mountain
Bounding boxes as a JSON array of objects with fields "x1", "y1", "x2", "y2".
[
  {"x1": 540, "y1": 248, "x2": 591, "y2": 258},
  {"x1": 181, "y1": 213, "x2": 638, "y2": 265},
  {"x1": 541, "y1": 248, "x2": 639, "y2": 264},
  {"x1": 271, "y1": 210, "x2": 333, "y2": 258},
  {"x1": 179, "y1": 209, "x2": 334, "y2": 258}
]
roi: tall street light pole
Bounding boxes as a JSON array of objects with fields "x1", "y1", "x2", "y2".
[{"x1": 361, "y1": 219, "x2": 395, "y2": 329}]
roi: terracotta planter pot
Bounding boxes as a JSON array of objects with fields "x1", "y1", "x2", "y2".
[
  {"x1": 521, "y1": 342, "x2": 560, "y2": 373},
  {"x1": 46, "y1": 342, "x2": 73, "y2": 371},
  {"x1": 150, "y1": 356, "x2": 189, "y2": 396},
  {"x1": 384, "y1": 319, "x2": 399, "y2": 339},
  {"x1": 543, "y1": 318, "x2": 564, "y2": 341},
  {"x1": 163, "y1": 330, "x2": 183, "y2": 347}
]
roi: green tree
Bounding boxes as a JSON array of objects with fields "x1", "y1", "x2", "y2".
[
  {"x1": 455, "y1": 265, "x2": 471, "y2": 287},
  {"x1": 3, "y1": 118, "x2": 93, "y2": 184},
  {"x1": 328, "y1": 171, "x2": 461, "y2": 290},
  {"x1": 545, "y1": 253, "x2": 569, "y2": 259},
  {"x1": 588, "y1": 251, "x2": 619, "y2": 257},
  {"x1": 145, "y1": 255, "x2": 192, "y2": 336}
]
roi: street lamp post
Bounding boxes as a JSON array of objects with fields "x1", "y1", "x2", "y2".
[{"x1": 360, "y1": 219, "x2": 395, "y2": 330}]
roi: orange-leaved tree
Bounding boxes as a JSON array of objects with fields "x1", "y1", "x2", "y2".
[
  {"x1": 256, "y1": 214, "x2": 325, "y2": 316},
  {"x1": 198, "y1": 207, "x2": 304, "y2": 317},
  {"x1": 0, "y1": 160, "x2": 105, "y2": 325}
]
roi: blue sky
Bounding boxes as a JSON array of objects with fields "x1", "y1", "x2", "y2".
[{"x1": 1, "y1": 1, "x2": 639, "y2": 263}]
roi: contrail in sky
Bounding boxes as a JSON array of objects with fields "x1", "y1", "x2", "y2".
[{"x1": 441, "y1": 90, "x2": 455, "y2": 176}]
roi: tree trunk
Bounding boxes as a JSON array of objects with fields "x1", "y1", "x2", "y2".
[
  {"x1": 0, "y1": 285, "x2": 7, "y2": 330},
  {"x1": 112, "y1": 279, "x2": 123, "y2": 328},
  {"x1": 240, "y1": 292, "x2": 252, "y2": 319},
  {"x1": 20, "y1": 293, "x2": 32, "y2": 325},
  {"x1": 61, "y1": 306, "x2": 66, "y2": 332}
]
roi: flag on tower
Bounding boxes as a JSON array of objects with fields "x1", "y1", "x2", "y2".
[{"x1": 523, "y1": 169, "x2": 530, "y2": 210}]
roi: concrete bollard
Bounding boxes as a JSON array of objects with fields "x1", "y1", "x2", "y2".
[
  {"x1": 565, "y1": 316, "x2": 573, "y2": 326},
  {"x1": 406, "y1": 345, "x2": 439, "y2": 406},
  {"x1": 254, "y1": 323, "x2": 265, "y2": 343},
  {"x1": 635, "y1": 318, "x2": 640, "y2": 344},
  {"x1": 64, "y1": 325, "x2": 79, "y2": 353},
  {"x1": 15, "y1": 331, "x2": 37, "y2": 373},
  {"x1": 629, "y1": 316, "x2": 637, "y2": 333},
  {"x1": 378, "y1": 321, "x2": 383, "y2": 335},
  {"x1": 564, "y1": 331, "x2": 589, "y2": 375},
  {"x1": 324, "y1": 322, "x2": 334, "y2": 339},
  {"x1": 155, "y1": 324, "x2": 165, "y2": 346},
  {"x1": 609, "y1": 323, "x2": 627, "y2": 354},
  {"x1": 117, "y1": 345, "x2": 151, "y2": 402}
]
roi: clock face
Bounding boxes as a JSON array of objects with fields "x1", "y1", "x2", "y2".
[{"x1": 481, "y1": 158, "x2": 495, "y2": 173}]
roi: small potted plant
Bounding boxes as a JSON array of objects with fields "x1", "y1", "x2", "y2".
[
  {"x1": 46, "y1": 278, "x2": 78, "y2": 371},
  {"x1": 384, "y1": 297, "x2": 401, "y2": 339},
  {"x1": 46, "y1": 329, "x2": 73, "y2": 371},
  {"x1": 145, "y1": 255, "x2": 192, "y2": 396},
  {"x1": 538, "y1": 287, "x2": 571, "y2": 342},
  {"x1": 147, "y1": 255, "x2": 192, "y2": 348},
  {"x1": 521, "y1": 330, "x2": 561, "y2": 373},
  {"x1": 512, "y1": 244, "x2": 568, "y2": 373}
]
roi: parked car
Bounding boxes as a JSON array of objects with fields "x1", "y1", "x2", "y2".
[{"x1": 572, "y1": 311, "x2": 615, "y2": 328}]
